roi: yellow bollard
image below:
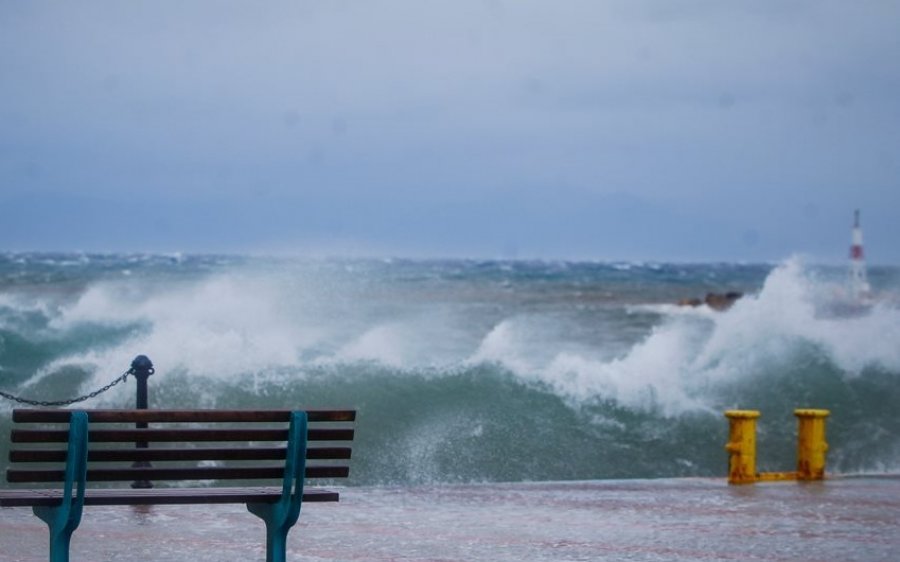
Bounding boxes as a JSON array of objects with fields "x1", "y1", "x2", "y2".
[
  {"x1": 724, "y1": 410, "x2": 760, "y2": 484},
  {"x1": 795, "y1": 409, "x2": 830, "y2": 480}
]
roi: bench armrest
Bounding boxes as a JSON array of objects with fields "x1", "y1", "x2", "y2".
[
  {"x1": 282, "y1": 410, "x2": 308, "y2": 524},
  {"x1": 32, "y1": 410, "x2": 89, "y2": 561}
]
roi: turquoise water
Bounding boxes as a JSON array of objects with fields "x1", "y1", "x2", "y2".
[{"x1": 1, "y1": 253, "x2": 900, "y2": 484}]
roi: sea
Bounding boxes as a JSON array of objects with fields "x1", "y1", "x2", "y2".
[{"x1": 2, "y1": 252, "x2": 900, "y2": 560}]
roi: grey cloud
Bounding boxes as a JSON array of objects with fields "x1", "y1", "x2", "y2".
[{"x1": 1, "y1": 1, "x2": 898, "y2": 261}]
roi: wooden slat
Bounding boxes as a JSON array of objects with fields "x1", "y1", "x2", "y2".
[
  {"x1": 7, "y1": 408, "x2": 355, "y2": 503},
  {"x1": 11, "y1": 428, "x2": 354, "y2": 443},
  {"x1": 13, "y1": 428, "x2": 284, "y2": 443},
  {"x1": 7, "y1": 465, "x2": 350, "y2": 483},
  {"x1": 12, "y1": 409, "x2": 356, "y2": 424},
  {"x1": 0, "y1": 487, "x2": 340, "y2": 507},
  {"x1": 10, "y1": 446, "x2": 352, "y2": 463}
]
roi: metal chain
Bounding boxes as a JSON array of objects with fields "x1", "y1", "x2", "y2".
[{"x1": 0, "y1": 369, "x2": 132, "y2": 407}]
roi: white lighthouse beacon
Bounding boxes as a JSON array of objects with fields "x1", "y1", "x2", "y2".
[{"x1": 848, "y1": 209, "x2": 872, "y2": 300}]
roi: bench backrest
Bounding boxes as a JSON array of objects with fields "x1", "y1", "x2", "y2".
[{"x1": 7, "y1": 409, "x2": 355, "y2": 488}]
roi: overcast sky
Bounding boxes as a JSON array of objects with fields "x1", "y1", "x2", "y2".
[{"x1": 1, "y1": 1, "x2": 898, "y2": 262}]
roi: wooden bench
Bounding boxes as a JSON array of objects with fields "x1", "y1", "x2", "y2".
[{"x1": 0, "y1": 408, "x2": 356, "y2": 562}]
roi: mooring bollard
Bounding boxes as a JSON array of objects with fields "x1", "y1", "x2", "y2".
[
  {"x1": 724, "y1": 410, "x2": 760, "y2": 484},
  {"x1": 130, "y1": 355, "x2": 155, "y2": 489},
  {"x1": 795, "y1": 409, "x2": 830, "y2": 480}
]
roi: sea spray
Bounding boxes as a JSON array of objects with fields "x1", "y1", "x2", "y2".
[{"x1": 1, "y1": 253, "x2": 899, "y2": 484}]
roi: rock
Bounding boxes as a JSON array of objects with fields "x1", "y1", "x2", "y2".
[
  {"x1": 704, "y1": 291, "x2": 743, "y2": 311},
  {"x1": 677, "y1": 292, "x2": 743, "y2": 311}
]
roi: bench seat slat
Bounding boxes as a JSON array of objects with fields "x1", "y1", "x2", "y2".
[
  {"x1": 10, "y1": 446, "x2": 352, "y2": 463},
  {"x1": 7, "y1": 465, "x2": 350, "y2": 483},
  {"x1": 12, "y1": 428, "x2": 354, "y2": 443},
  {"x1": 0, "y1": 487, "x2": 339, "y2": 507},
  {"x1": 12, "y1": 409, "x2": 356, "y2": 423}
]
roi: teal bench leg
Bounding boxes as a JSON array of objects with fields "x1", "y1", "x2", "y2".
[
  {"x1": 33, "y1": 411, "x2": 89, "y2": 562},
  {"x1": 247, "y1": 411, "x2": 308, "y2": 562}
]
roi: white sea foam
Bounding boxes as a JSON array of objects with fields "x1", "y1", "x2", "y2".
[
  {"x1": 4, "y1": 255, "x2": 900, "y2": 477},
  {"x1": 468, "y1": 320, "x2": 535, "y2": 375},
  {"x1": 469, "y1": 316, "x2": 712, "y2": 415},
  {"x1": 334, "y1": 323, "x2": 421, "y2": 369},
  {"x1": 10, "y1": 256, "x2": 900, "y2": 417},
  {"x1": 698, "y1": 257, "x2": 900, "y2": 377},
  {"x1": 466, "y1": 257, "x2": 900, "y2": 415},
  {"x1": 22, "y1": 266, "x2": 471, "y2": 391},
  {"x1": 41, "y1": 273, "x2": 321, "y2": 387}
]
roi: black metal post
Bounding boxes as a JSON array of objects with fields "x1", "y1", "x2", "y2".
[{"x1": 130, "y1": 355, "x2": 154, "y2": 489}]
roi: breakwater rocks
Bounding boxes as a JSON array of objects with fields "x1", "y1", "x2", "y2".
[{"x1": 677, "y1": 291, "x2": 743, "y2": 311}]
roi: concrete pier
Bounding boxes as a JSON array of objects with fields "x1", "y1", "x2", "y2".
[{"x1": 2, "y1": 476, "x2": 899, "y2": 561}]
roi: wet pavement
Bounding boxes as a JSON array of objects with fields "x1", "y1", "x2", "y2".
[{"x1": 2, "y1": 476, "x2": 899, "y2": 561}]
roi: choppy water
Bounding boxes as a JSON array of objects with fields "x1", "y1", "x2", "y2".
[{"x1": 2, "y1": 253, "x2": 900, "y2": 484}]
